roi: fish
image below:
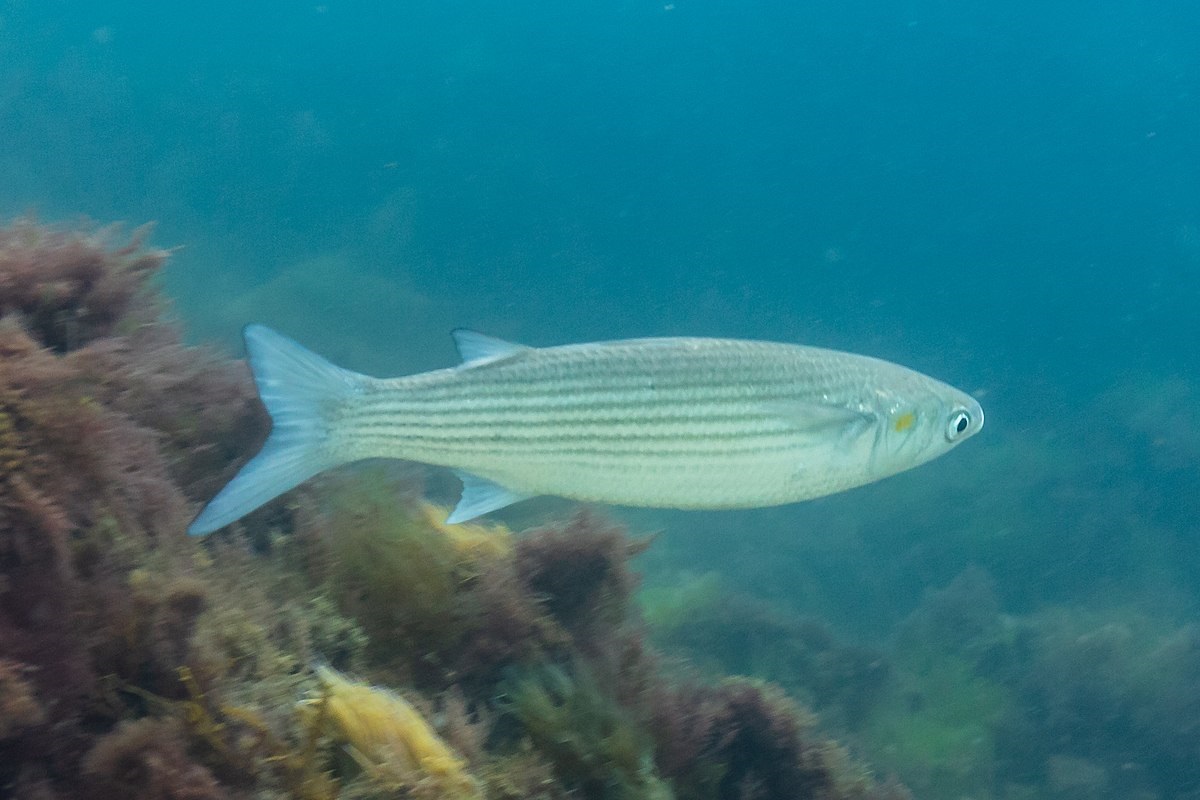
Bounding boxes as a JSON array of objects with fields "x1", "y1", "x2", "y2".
[{"x1": 186, "y1": 325, "x2": 984, "y2": 535}]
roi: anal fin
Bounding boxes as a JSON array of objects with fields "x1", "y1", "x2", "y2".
[{"x1": 447, "y1": 470, "x2": 531, "y2": 524}]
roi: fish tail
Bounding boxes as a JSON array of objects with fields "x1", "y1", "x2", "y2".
[{"x1": 187, "y1": 324, "x2": 365, "y2": 536}]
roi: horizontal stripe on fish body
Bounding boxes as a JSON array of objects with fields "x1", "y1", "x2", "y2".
[
  {"x1": 336, "y1": 347, "x2": 912, "y2": 486},
  {"x1": 185, "y1": 326, "x2": 983, "y2": 535}
]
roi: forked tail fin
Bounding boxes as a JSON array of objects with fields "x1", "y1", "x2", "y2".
[{"x1": 187, "y1": 324, "x2": 365, "y2": 536}]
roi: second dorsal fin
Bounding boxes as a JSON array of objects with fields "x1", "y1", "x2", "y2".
[{"x1": 450, "y1": 329, "x2": 532, "y2": 367}]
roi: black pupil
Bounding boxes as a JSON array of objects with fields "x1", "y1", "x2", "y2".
[{"x1": 955, "y1": 415, "x2": 969, "y2": 433}]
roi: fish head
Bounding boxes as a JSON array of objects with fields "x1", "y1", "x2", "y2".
[{"x1": 868, "y1": 377, "x2": 984, "y2": 478}]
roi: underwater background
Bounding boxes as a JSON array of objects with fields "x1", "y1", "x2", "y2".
[{"x1": 1, "y1": 1, "x2": 1199, "y2": 799}]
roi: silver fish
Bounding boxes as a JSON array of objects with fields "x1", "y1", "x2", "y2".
[{"x1": 187, "y1": 325, "x2": 983, "y2": 535}]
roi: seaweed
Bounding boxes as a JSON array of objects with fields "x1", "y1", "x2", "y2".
[
  {"x1": 646, "y1": 677, "x2": 908, "y2": 800},
  {"x1": 304, "y1": 477, "x2": 648, "y2": 697},
  {"x1": 0, "y1": 217, "x2": 908, "y2": 800},
  {"x1": 513, "y1": 513, "x2": 647, "y2": 646},
  {"x1": 0, "y1": 658, "x2": 45, "y2": 740},
  {"x1": 854, "y1": 565, "x2": 1200, "y2": 800},
  {"x1": 315, "y1": 471, "x2": 482, "y2": 677},
  {"x1": 0, "y1": 220, "x2": 263, "y2": 799},
  {"x1": 858, "y1": 655, "x2": 1008, "y2": 799},
  {"x1": 642, "y1": 572, "x2": 889, "y2": 729},
  {"x1": 81, "y1": 717, "x2": 228, "y2": 800},
  {"x1": 502, "y1": 662, "x2": 672, "y2": 800},
  {"x1": 297, "y1": 475, "x2": 900, "y2": 799}
]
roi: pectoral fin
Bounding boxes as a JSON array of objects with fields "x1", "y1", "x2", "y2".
[
  {"x1": 760, "y1": 400, "x2": 879, "y2": 450},
  {"x1": 447, "y1": 470, "x2": 531, "y2": 524},
  {"x1": 762, "y1": 400, "x2": 876, "y2": 432}
]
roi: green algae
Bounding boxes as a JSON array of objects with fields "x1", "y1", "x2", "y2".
[
  {"x1": 322, "y1": 469, "x2": 470, "y2": 662},
  {"x1": 504, "y1": 663, "x2": 673, "y2": 800},
  {"x1": 859, "y1": 656, "x2": 1008, "y2": 800}
]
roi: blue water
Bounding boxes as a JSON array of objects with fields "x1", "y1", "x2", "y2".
[{"x1": 3, "y1": 1, "x2": 1199, "y2": 796}]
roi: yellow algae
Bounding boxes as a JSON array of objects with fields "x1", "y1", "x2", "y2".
[
  {"x1": 315, "y1": 666, "x2": 482, "y2": 799},
  {"x1": 419, "y1": 501, "x2": 513, "y2": 561}
]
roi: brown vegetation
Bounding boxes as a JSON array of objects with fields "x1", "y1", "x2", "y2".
[{"x1": 0, "y1": 218, "x2": 906, "y2": 800}]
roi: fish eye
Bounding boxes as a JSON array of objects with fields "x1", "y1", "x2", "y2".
[{"x1": 946, "y1": 409, "x2": 971, "y2": 441}]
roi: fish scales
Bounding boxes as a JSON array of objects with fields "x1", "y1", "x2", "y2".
[
  {"x1": 332, "y1": 340, "x2": 924, "y2": 506},
  {"x1": 186, "y1": 327, "x2": 983, "y2": 535}
]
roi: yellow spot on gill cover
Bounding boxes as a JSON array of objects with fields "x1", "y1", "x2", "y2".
[{"x1": 893, "y1": 411, "x2": 917, "y2": 432}]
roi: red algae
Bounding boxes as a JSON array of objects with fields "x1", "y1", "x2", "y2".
[{"x1": 0, "y1": 220, "x2": 262, "y2": 799}]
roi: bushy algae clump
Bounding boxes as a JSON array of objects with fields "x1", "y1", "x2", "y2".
[
  {"x1": 883, "y1": 570, "x2": 1181, "y2": 800},
  {"x1": 641, "y1": 571, "x2": 890, "y2": 729},
  {"x1": 503, "y1": 662, "x2": 672, "y2": 800},
  {"x1": 0, "y1": 219, "x2": 265, "y2": 799}
]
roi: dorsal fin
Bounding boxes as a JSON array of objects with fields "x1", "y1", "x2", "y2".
[{"x1": 450, "y1": 329, "x2": 531, "y2": 367}]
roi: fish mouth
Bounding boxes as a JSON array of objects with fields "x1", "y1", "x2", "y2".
[{"x1": 972, "y1": 400, "x2": 986, "y2": 433}]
